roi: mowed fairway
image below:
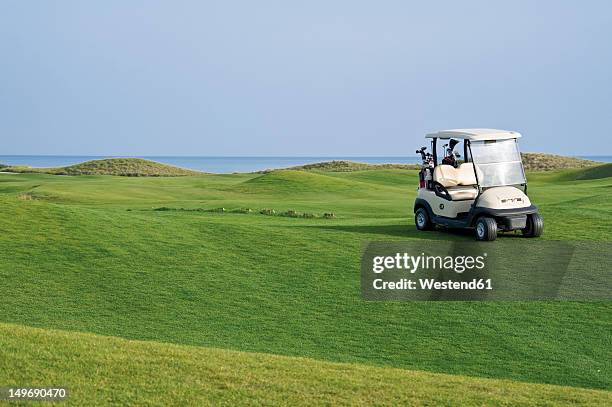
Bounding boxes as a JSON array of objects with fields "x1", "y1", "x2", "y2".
[
  {"x1": 0, "y1": 165, "x2": 611, "y2": 404},
  {"x1": 2, "y1": 323, "x2": 610, "y2": 406}
]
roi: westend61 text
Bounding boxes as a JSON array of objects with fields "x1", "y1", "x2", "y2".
[{"x1": 373, "y1": 278, "x2": 493, "y2": 291}]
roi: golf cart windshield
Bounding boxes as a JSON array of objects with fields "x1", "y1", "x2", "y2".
[{"x1": 469, "y1": 139, "x2": 526, "y2": 187}]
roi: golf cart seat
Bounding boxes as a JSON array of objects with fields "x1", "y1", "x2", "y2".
[
  {"x1": 433, "y1": 163, "x2": 480, "y2": 200},
  {"x1": 446, "y1": 185, "x2": 478, "y2": 200}
]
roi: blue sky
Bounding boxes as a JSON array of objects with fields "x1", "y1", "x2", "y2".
[{"x1": 1, "y1": 1, "x2": 611, "y2": 155}]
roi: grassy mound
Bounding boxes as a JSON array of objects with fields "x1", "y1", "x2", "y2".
[
  {"x1": 276, "y1": 154, "x2": 600, "y2": 173},
  {"x1": 284, "y1": 160, "x2": 419, "y2": 172},
  {"x1": 521, "y1": 153, "x2": 600, "y2": 171},
  {"x1": 2, "y1": 323, "x2": 609, "y2": 406},
  {"x1": 326, "y1": 169, "x2": 416, "y2": 187},
  {"x1": 5, "y1": 158, "x2": 202, "y2": 177},
  {"x1": 238, "y1": 170, "x2": 364, "y2": 193}
]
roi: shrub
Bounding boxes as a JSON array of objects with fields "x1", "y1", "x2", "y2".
[
  {"x1": 277, "y1": 210, "x2": 317, "y2": 218},
  {"x1": 17, "y1": 193, "x2": 34, "y2": 201}
]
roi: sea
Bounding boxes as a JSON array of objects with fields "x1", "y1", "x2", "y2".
[{"x1": 1, "y1": 155, "x2": 610, "y2": 174}]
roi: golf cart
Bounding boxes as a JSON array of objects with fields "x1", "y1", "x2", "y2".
[{"x1": 414, "y1": 129, "x2": 543, "y2": 241}]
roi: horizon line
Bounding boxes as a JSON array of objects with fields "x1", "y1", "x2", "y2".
[{"x1": 1, "y1": 153, "x2": 611, "y2": 158}]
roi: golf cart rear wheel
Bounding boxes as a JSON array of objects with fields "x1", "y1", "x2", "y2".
[
  {"x1": 475, "y1": 217, "x2": 497, "y2": 241},
  {"x1": 415, "y1": 207, "x2": 433, "y2": 231},
  {"x1": 522, "y1": 213, "x2": 544, "y2": 237}
]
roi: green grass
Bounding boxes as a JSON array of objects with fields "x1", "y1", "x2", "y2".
[
  {"x1": 0, "y1": 165, "x2": 610, "y2": 404},
  {"x1": 554, "y1": 162, "x2": 612, "y2": 181},
  {"x1": 1, "y1": 323, "x2": 610, "y2": 406},
  {"x1": 4, "y1": 158, "x2": 202, "y2": 176}
]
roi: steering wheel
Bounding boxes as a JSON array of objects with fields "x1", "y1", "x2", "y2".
[{"x1": 433, "y1": 181, "x2": 452, "y2": 201}]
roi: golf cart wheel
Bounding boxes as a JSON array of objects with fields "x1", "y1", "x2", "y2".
[
  {"x1": 475, "y1": 217, "x2": 497, "y2": 241},
  {"x1": 522, "y1": 213, "x2": 544, "y2": 238},
  {"x1": 415, "y1": 207, "x2": 433, "y2": 231}
]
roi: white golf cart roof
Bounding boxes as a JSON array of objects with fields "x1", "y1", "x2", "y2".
[{"x1": 426, "y1": 128, "x2": 521, "y2": 141}]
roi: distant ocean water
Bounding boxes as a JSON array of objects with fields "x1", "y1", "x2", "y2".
[{"x1": 0, "y1": 155, "x2": 610, "y2": 174}]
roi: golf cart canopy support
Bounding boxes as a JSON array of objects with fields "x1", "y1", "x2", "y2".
[{"x1": 426, "y1": 129, "x2": 522, "y2": 141}]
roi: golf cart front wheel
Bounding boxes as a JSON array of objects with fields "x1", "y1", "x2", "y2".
[
  {"x1": 522, "y1": 213, "x2": 544, "y2": 238},
  {"x1": 415, "y1": 207, "x2": 433, "y2": 231},
  {"x1": 475, "y1": 217, "x2": 497, "y2": 241}
]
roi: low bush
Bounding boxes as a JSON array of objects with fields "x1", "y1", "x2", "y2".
[
  {"x1": 232, "y1": 208, "x2": 253, "y2": 214},
  {"x1": 150, "y1": 206, "x2": 334, "y2": 219}
]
